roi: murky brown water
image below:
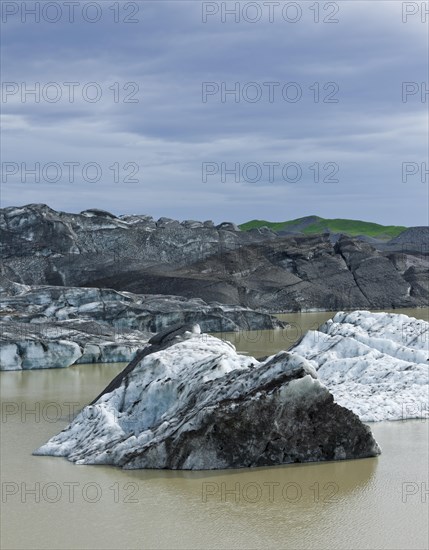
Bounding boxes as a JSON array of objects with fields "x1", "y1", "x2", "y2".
[
  {"x1": 1, "y1": 308, "x2": 428, "y2": 549},
  {"x1": 216, "y1": 307, "x2": 429, "y2": 358}
]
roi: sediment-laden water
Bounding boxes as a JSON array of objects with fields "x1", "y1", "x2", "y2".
[{"x1": 1, "y1": 309, "x2": 428, "y2": 549}]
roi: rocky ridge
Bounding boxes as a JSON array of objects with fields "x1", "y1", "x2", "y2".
[{"x1": 1, "y1": 204, "x2": 427, "y2": 311}]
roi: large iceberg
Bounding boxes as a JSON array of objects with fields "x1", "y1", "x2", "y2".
[
  {"x1": 0, "y1": 282, "x2": 283, "y2": 370},
  {"x1": 35, "y1": 327, "x2": 380, "y2": 469},
  {"x1": 34, "y1": 311, "x2": 428, "y2": 469},
  {"x1": 0, "y1": 319, "x2": 148, "y2": 370},
  {"x1": 290, "y1": 311, "x2": 429, "y2": 421}
]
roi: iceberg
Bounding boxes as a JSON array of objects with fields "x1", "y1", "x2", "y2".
[
  {"x1": 290, "y1": 311, "x2": 429, "y2": 421},
  {"x1": 35, "y1": 327, "x2": 380, "y2": 469}
]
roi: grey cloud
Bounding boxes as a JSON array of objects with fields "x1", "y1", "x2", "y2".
[{"x1": 1, "y1": 1, "x2": 427, "y2": 226}]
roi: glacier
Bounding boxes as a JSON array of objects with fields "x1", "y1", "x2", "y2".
[
  {"x1": 290, "y1": 311, "x2": 429, "y2": 421},
  {"x1": 0, "y1": 281, "x2": 283, "y2": 370},
  {"x1": 34, "y1": 328, "x2": 380, "y2": 470}
]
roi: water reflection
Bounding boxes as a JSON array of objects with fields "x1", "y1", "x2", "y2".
[{"x1": 120, "y1": 453, "x2": 378, "y2": 506}]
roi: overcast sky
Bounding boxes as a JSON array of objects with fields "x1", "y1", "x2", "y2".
[{"x1": 1, "y1": 0, "x2": 428, "y2": 225}]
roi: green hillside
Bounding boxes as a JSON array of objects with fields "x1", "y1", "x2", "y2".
[{"x1": 239, "y1": 216, "x2": 407, "y2": 239}]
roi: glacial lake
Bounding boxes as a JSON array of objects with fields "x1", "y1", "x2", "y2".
[
  {"x1": 1, "y1": 308, "x2": 428, "y2": 549},
  {"x1": 218, "y1": 307, "x2": 429, "y2": 358}
]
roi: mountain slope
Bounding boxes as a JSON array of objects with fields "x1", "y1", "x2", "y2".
[
  {"x1": 1, "y1": 204, "x2": 427, "y2": 312},
  {"x1": 240, "y1": 216, "x2": 407, "y2": 239}
]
